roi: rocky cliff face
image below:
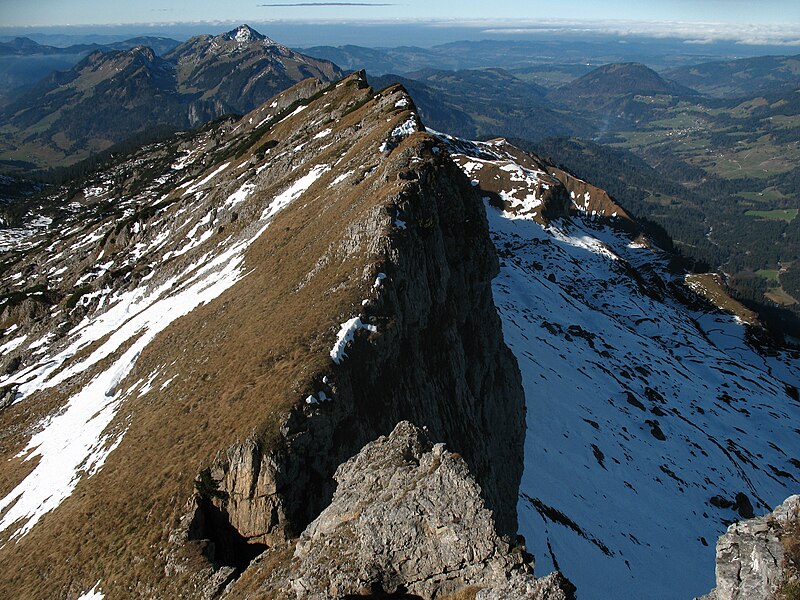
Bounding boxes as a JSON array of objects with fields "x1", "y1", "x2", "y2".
[
  {"x1": 180, "y1": 119, "x2": 525, "y2": 550},
  {"x1": 233, "y1": 421, "x2": 533, "y2": 598},
  {"x1": 699, "y1": 495, "x2": 800, "y2": 600},
  {"x1": 0, "y1": 72, "x2": 525, "y2": 598}
]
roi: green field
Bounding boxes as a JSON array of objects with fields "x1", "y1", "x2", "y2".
[
  {"x1": 756, "y1": 268, "x2": 780, "y2": 282},
  {"x1": 738, "y1": 187, "x2": 788, "y2": 203},
  {"x1": 745, "y1": 208, "x2": 799, "y2": 222}
]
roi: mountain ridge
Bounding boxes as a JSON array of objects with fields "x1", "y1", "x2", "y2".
[
  {"x1": 0, "y1": 25, "x2": 343, "y2": 170},
  {"x1": 0, "y1": 70, "x2": 797, "y2": 599},
  {"x1": 0, "y1": 72, "x2": 527, "y2": 598},
  {"x1": 665, "y1": 53, "x2": 800, "y2": 98}
]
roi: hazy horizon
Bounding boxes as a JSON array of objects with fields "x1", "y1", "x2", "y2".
[
  {"x1": 3, "y1": 0, "x2": 799, "y2": 26},
  {"x1": 2, "y1": 18, "x2": 800, "y2": 54}
]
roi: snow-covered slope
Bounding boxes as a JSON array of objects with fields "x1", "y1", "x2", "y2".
[{"x1": 437, "y1": 133, "x2": 800, "y2": 599}]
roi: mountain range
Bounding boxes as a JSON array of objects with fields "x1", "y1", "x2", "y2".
[
  {"x1": 0, "y1": 25, "x2": 342, "y2": 169},
  {"x1": 666, "y1": 53, "x2": 800, "y2": 98},
  {"x1": 0, "y1": 35, "x2": 180, "y2": 57},
  {"x1": 0, "y1": 35, "x2": 181, "y2": 104},
  {"x1": 0, "y1": 63, "x2": 798, "y2": 599}
]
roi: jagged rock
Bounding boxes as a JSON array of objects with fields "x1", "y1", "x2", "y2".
[
  {"x1": 698, "y1": 494, "x2": 800, "y2": 600},
  {"x1": 281, "y1": 421, "x2": 531, "y2": 599},
  {"x1": 476, "y1": 572, "x2": 577, "y2": 600}
]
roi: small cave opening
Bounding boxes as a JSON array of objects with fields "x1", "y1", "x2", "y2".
[{"x1": 188, "y1": 494, "x2": 267, "y2": 575}]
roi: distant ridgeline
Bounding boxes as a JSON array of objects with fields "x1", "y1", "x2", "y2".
[{"x1": 0, "y1": 25, "x2": 343, "y2": 170}]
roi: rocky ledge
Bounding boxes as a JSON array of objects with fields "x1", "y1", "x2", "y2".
[
  {"x1": 232, "y1": 421, "x2": 575, "y2": 599},
  {"x1": 699, "y1": 494, "x2": 800, "y2": 600}
]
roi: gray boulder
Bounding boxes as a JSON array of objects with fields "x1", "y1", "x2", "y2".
[
  {"x1": 287, "y1": 421, "x2": 531, "y2": 598},
  {"x1": 476, "y1": 572, "x2": 577, "y2": 600}
]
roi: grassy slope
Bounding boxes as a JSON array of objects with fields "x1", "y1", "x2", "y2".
[{"x1": 0, "y1": 76, "x2": 441, "y2": 598}]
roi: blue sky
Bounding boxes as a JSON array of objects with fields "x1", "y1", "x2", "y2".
[{"x1": 2, "y1": 0, "x2": 798, "y2": 27}]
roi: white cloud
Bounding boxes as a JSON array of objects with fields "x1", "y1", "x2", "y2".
[{"x1": 475, "y1": 19, "x2": 800, "y2": 46}]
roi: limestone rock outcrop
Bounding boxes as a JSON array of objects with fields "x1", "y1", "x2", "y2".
[
  {"x1": 476, "y1": 572, "x2": 577, "y2": 600},
  {"x1": 698, "y1": 494, "x2": 800, "y2": 600},
  {"x1": 288, "y1": 421, "x2": 530, "y2": 598},
  {"x1": 234, "y1": 421, "x2": 572, "y2": 599}
]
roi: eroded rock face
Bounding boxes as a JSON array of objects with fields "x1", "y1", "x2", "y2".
[
  {"x1": 476, "y1": 572, "x2": 577, "y2": 600},
  {"x1": 698, "y1": 494, "x2": 800, "y2": 600},
  {"x1": 258, "y1": 421, "x2": 532, "y2": 599}
]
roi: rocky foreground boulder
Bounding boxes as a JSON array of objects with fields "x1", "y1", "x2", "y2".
[
  {"x1": 698, "y1": 494, "x2": 800, "y2": 600},
  {"x1": 233, "y1": 421, "x2": 575, "y2": 599}
]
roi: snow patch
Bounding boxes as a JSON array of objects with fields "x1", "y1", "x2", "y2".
[
  {"x1": 223, "y1": 182, "x2": 256, "y2": 211},
  {"x1": 330, "y1": 317, "x2": 377, "y2": 365},
  {"x1": 77, "y1": 583, "x2": 103, "y2": 600},
  {"x1": 184, "y1": 162, "x2": 230, "y2": 195},
  {"x1": 305, "y1": 390, "x2": 331, "y2": 406},
  {"x1": 261, "y1": 164, "x2": 330, "y2": 222},
  {"x1": 332, "y1": 171, "x2": 353, "y2": 185},
  {"x1": 391, "y1": 117, "x2": 417, "y2": 138}
]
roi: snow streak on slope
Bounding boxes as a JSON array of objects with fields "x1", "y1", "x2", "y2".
[
  {"x1": 0, "y1": 155, "x2": 329, "y2": 539},
  {"x1": 0, "y1": 215, "x2": 53, "y2": 253},
  {"x1": 443, "y1": 137, "x2": 800, "y2": 600}
]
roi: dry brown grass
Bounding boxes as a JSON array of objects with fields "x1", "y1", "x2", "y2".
[
  {"x1": 0, "y1": 76, "x2": 439, "y2": 598},
  {"x1": 780, "y1": 507, "x2": 800, "y2": 600},
  {"x1": 685, "y1": 273, "x2": 759, "y2": 325},
  {"x1": 439, "y1": 585, "x2": 484, "y2": 600}
]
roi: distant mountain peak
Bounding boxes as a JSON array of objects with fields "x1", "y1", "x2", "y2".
[
  {"x1": 128, "y1": 45, "x2": 157, "y2": 61},
  {"x1": 1, "y1": 27, "x2": 342, "y2": 168},
  {"x1": 0, "y1": 36, "x2": 45, "y2": 55},
  {"x1": 10, "y1": 36, "x2": 40, "y2": 48},
  {"x1": 219, "y1": 24, "x2": 273, "y2": 45},
  {"x1": 551, "y1": 60, "x2": 698, "y2": 104}
]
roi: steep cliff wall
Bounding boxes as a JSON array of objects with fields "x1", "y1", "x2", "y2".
[{"x1": 190, "y1": 127, "x2": 525, "y2": 553}]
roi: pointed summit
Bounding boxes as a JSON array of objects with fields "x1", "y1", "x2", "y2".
[{"x1": 219, "y1": 24, "x2": 273, "y2": 45}]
